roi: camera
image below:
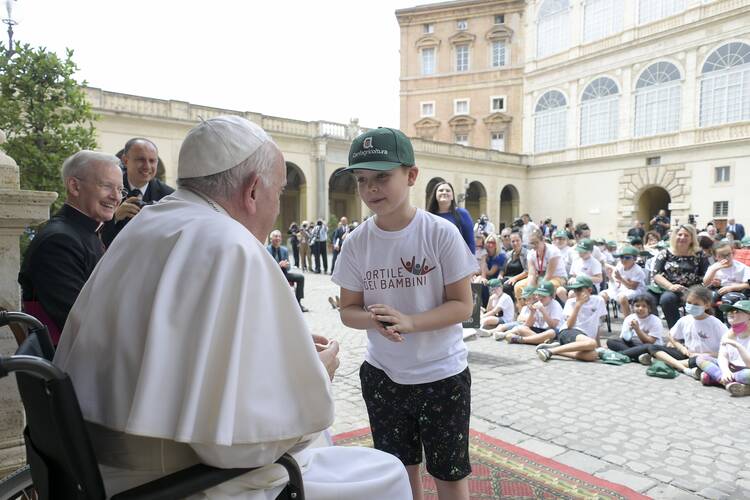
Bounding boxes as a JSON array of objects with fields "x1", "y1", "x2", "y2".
[{"x1": 511, "y1": 217, "x2": 523, "y2": 229}]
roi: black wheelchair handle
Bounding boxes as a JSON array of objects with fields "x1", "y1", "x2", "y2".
[{"x1": 0, "y1": 311, "x2": 45, "y2": 331}]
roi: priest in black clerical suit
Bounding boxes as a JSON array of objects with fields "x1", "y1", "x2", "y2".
[
  {"x1": 101, "y1": 138, "x2": 174, "y2": 247},
  {"x1": 18, "y1": 151, "x2": 123, "y2": 344}
]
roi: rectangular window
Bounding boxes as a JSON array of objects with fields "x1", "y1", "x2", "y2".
[
  {"x1": 420, "y1": 101, "x2": 435, "y2": 117},
  {"x1": 713, "y1": 201, "x2": 729, "y2": 218},
  {"x1": 455, "y1": 44, "x2": 469, "y2": 72},
  {"x1": 454, "y1": 99, "x2": 469, "y2": 115},
  {"x1": 421, "y1": 47, "x2": 435, "y2": 75},
  {"x1": 491, "y1": 132, "x2": 505, "y2": 151},
  {"x1": 715, "y1": 166, "x2": 731, "y2": 183},
  {"x1": 646, "y1": 156, "x2": 661, "y2": 166},
  {"x1": 455, "y1": 134, "x2": 469, "y2": 146},
  {"x1": 423, "y1": 23, "x2": 434, "y2": 34},
  {"x1": 490, "y1": 96, "x2": 506, "y2": 112},
  {"x1": 494, "y1": 14, "x2": 505, "y2": 25},
  {"x1": 491, "y1": 40, "x2": 506, "y2": 67},
  {"x1": 457, "y1": 19, "x2": 468, "y2": 30}
]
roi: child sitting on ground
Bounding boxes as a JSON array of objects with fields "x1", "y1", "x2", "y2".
[
  {"x1": 695, "y1": 300, "x2": 750, "y2": 396},
  {"x1": 600, "y1": 246, "x2": 647, "y2": 317},
  {"x1": 479, "y1": 279, "x2": 515, "y2": 334},
  {"x1": 606, "y1": 293, "x2": 663, "y2": 361},
  {"x1": 503, "y1": 280, "x2": 563, "y2": 345},
  {"x1": 537, "y1": 275, "x2": 606, "y2": 362},
  {"x1": 492, "y1": 285, "x2": 536, "y2": 341},
  {"x1": 556, "y1": 239, "x2": 602, "y2": 304},
  {"x1": 642, "y1": 285, "x2": 724, "y2": 379}
]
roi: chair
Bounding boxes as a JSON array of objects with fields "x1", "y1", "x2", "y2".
[{"x1": 0, "y1": 311, "x2": 305, "y2": 500}]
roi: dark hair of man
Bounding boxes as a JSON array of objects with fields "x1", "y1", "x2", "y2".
[{"x1": 123, "y1": 137, "x2": 158, "y2": 156}]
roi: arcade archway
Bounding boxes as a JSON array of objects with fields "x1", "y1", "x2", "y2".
[
  {"x1": 329, "y1": 169, "x2": 361, "y2": 222},
  {"x1": 277, "y1": 162, "x2": 306, "y2": 231},
  {"x1": 499, "y1": 184, "x2": 520, "y2": 228},
  {"x1": 465, "y1": 181, "x2": 487, "y2": 222},
  {"x1": 637, "y1": 186, "x2": 671, "y2": 231}
]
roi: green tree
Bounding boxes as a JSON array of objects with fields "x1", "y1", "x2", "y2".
[{"x1": 0, "y1": 42, "x2": 98, "y2": 213}]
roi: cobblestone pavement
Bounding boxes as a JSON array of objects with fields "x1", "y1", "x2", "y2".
[{"x1": 300, "y1": 269, "x2": 750, "y2": 499}]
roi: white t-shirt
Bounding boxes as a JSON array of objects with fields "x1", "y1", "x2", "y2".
[
  {"x1": 563, "y1": 295, "x2": 607, "y2": 338},
  {"x1": 620, "y1": 313, "x2": 664, "y2": 345},
  {"x1": 720, "y1": 333, "x2": 750, "y2": 367},
  {"x1": 533, "y1": 299, "x2": 564, "y2": 329},
  {"x1": 570, "y1": 255, "x2": 602, "y2": 280},
  {"x1": 475, "y1": 248, "x2": 487, "y2": 271},
  {"x1": 557, "y1": 245, "x2": 574, "y2": 274},
  {"x1": 670, "y1": 315, "x2": 725, "y2": 354},
  {"x1": 612, "y1": 262, "x2": 646, "y2": 293},
  {"x1": 528, "y1": 243, "x2": 567, "y2": 279},
  {"x1": 715, "y1": 260, "x2": 750, "y2": 287},
  {"x1": 488, "y1": 292, "x2": 515, "y2": 322},
  {"x1": 332, "y1": 209, "x2": 479, "y2": 384},
  {"x1": 517, "y1": 304, "x2": 532, "y2": 323}
]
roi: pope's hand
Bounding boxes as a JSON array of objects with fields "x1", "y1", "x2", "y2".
[
  {"x1": 317, "y1": 340, "x2": 340, "y2": 381},
  {"x1": 114, "y1": 197, "x2": 141, "y2": 222}
]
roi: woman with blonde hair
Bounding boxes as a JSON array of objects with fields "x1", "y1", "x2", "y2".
[
  {"x1": 650, "y1": 224, "x2": 710, "y2": 328},
  {"x1": 474, "y1": 232, "x2": 507, "y2": 306}
]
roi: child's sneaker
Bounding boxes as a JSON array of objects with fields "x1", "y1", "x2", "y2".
[
  {"x1": 638, "y1": 353, "x2": 652, "y2": 366},
  {"x1": 493, "y1": 331, "x2": 507, "y2": 341},
  {"x1": 536, "y1": 342, "x2": 559, "y2": 350},
  {"x1": 700, "y1": 372, "x2": 715, "y2": 386},
  {"x1": 726, "y1": 382, "x2": 750, "y2": 397},
  {"x1": 506, "y1": 335, "x2": 523, "y2": 344},
  {"x1": 477, "y1": 328, "x2": 492, "y2": 337},
  {"x1": 536, "y1": 348, "x2": 552, "y2": 362},
  {"x1": 683, "y1": 367, "x2": 701, "y2": 380}
]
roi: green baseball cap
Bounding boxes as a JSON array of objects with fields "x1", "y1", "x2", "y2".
[
  {"x1": 487, "y1": 278, "x2": 502, "y2": 289},
  {"x1": 629, "y1": 236, "x2": 643, "y2": 245},
  {"x1": 553, "y1": 229, "x2": 568, "y2": 239},
  {"x1": 741, "y1": 236, "x2": 750, "y2": 248},
  {"x1": 719, "y1": 300, "x2": 750, "y2": 314},
  {"x1": 615, "y1": 245, "x2": 639, "y2": 257},
  {"x1": 575, "y1": 238, "x2": 594, "y2": 253},
  {"x1": 656, "y1": 240, "x2": 669, "y2": 249},
  {"x1": 338, "y1": 127, "x2": 415, "y2": 175},
  {"x1": 607, "y1": 240, "x2": 617, "y2": 248},
  {"x1": 566, "y1": 275, "x2": 594, "y2": 290},
  {"x1": 521, "y1": 285, "x2": 537, "y2": 298},
  {"x1": 594, "y1": 238, "x2": 606, "y2": 245},
  {"x1": 535, "y1": 280, "x2": 555, "y2": 297}
]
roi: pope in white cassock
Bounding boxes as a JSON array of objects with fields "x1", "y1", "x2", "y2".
[{"x1": 53, "y1": 116, "x2": 411, "y2": 499}]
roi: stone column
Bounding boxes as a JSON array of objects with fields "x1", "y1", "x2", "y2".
[
  {"x1": 0, "y1": 130, "x2": 58, "y2": 477},
  {"x1": 313, "y1": 138, "x2": 328, "y2": 220}
]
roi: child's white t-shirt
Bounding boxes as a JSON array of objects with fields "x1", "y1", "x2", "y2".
[
  {"x1": 715, "y1": 260, "x2": 750, "y2": 286},
  {"x1": 528, "y1": 243, "x2": 567, "y2": 279},
  {"x1": 563, "y1": 295, "x2": 607, "y2": 338},
  {"x1": 488, "y1": 292, "x2": 515, "y2": 322},
  {"x1": 475, "y1": 248, "x2": 487, "y2": 271},
  {"x1": 720, "y1": 333, "x2": 750, "y2": 367},
  {"x1": 570, "y1": 255, "x2": 602, "y2": 280},
  {"x1": 670, "y1": 315, "x2": 725, "y2": 354},
  {"x1": 620, "y1": 313, "x2": 664, "y2": 345},
  {"x1": 332, "y1": 209, "x2": 479, "y2": 384},
  {"x1": 556, "y1": 245, "x2": 573, "y2": 274},
  {"x1": 517, "y1": 304, "x2": 532, "y2": 323},
  {"x1": 613, "y1": 262, "x2": 646, "y2": 293},
  {"x1": 533, "y1": 299, "x2": 564, "y2": 329}
]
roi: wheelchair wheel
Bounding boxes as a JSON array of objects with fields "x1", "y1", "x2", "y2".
[{"x1": 0, "y1": 465, "x2": 35, "y2": 500}]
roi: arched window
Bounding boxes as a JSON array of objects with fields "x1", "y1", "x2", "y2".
[
  {"x1": 638, "y1": 0, "x2": 686, "y2": 25},
  {"x1": 584, "y1": 0, "x2": 623, "y2": 43},
  {"x1": 537, "y1": 0, "x2": 569, "y2": 59},
  {"x1": 534, "y1": 90, "x2": 567, "y2": 152},
  {"x1": 700, "y1": 42, "x2": 750, "y2": 127},
  {"x1": 634, "y1": 62, "x2": 682, "y2": 137},
  {"x1": 580, "y1": 77, "x2": 619, "y2": 146}
]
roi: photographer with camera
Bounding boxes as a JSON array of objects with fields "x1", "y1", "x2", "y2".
[
  {"x1": 650, "y1": 209, "x2": 671, "y2": 239},
  {"x1": 101, "y1": 138, "x2": 174, "y2": 246}
]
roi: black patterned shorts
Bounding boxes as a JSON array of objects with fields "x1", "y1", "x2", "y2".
[{"x1": 359, "y1": 361, "x2": 472, "y2": 481}]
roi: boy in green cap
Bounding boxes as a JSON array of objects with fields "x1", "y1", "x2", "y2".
[
  {"x1": 600, "y1": 245, "x2": 647, "y2": 316},
  {"x1": 479, "y1": 278, "x2": 515, "y2": 333},
  {"x1": 537, "y1": 275, "x2": 606, "y2": 362},
  {"x1": 505, "y1": 280, "x2": 564, "y2": 346},
  {"x1": 332, "y1": 127, "x2": 478, "y2": 500},
  {"x1": 491, "y1": 284, "x2": 537, "y2": 341},
  {"x1": 556, "y1": 238, "x2": 603, "y2": 304}
]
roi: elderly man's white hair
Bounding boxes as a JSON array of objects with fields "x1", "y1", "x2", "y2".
[
  {"x1": 61, "y1": 150, "x2": 121, "y2": 182},
  {"x1": 269, "y1": 229, "x2": 282, "y2": 238}
]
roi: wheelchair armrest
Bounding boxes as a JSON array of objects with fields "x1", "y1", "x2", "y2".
[{"x1": 111, "y1": 453, "x2": 304, "y2": 500}]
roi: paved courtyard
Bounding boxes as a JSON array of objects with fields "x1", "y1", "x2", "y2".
[{"x1": 301, "y1": 270, "x2": 750, "y2": 499}]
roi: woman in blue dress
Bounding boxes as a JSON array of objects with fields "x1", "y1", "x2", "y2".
[{"x1": 427, "y1": 181, "x2": 475, "y2": 253}]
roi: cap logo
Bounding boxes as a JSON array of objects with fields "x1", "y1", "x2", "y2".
[{"x1": 363, "y1": 137, "x2": 373, "y2": 149}]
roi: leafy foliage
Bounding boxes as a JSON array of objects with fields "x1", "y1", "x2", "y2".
[{"x1": 0, "y1": 41, "x2": 97, "y2": 213}]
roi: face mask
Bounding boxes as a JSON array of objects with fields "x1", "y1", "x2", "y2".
[
  {"x1": 731, "y1": 322, "x2": 749, "y2": 334},
  {"x1": 685, "y1": 304, "x2": 705, "y2": 317}
]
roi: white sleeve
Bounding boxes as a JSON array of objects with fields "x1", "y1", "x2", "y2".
[
  {"x1": 671, "y1": 320, "x2": 684, "y2": 340},
  {"x1": 440, "y1": 223, "x2": 480, "y2": 285},
  {"x1": 331, "y1": 233, "x2": 363, "y2": 292},
  {"x1": 596, "y1": 297, "x2": 607, "y2": 317},
  {"x1": 590, "y1": 258, "x2": 602, "y2": 275},
  {"x1": 501, "y1": 295, "x2": 515, "y2": 322},
  {"x1": 741, "y1": 263, "x2": 750, "y2": 283}
]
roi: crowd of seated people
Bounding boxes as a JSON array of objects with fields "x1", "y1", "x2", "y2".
[{"x1": 467, "y1": 213, "x2": 750, "y2": 398}]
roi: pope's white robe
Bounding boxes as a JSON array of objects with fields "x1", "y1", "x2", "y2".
[{"x1": 53, "y1": 189, "x2": 410, "y2": 499}]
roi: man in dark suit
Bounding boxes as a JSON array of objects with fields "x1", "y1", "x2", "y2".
[
  {"x1": 267, "y1": 230, "x2": 309, "y2": 312},
  {"x1": 727, "y1": 218, "x2": 746, "y2": 241},
  {"x1": 101, "y1": 138, "x2": 174, "y2": 246},
  {"x1": 330, "y1": 216, "x2": 349, "y2": 274},
  {"x1": 18, "y1": 150, "x2": 123, "y2": 344}
]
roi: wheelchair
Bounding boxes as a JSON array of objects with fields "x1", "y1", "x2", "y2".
[{"x1": 0, "y1": 311, "x2": 305, "y2": 500}]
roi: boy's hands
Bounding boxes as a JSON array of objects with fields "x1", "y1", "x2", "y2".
[{"x1": 368, "y1": 304, "x2": 412, "y2": 341}]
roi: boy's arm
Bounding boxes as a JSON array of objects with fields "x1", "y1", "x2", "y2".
[
  {"x1": 339, "y1": 287, "x2": 378, "y2": 330},
  {"x1": 368, "y1": 275, "x2": 473, "y2": 334}
]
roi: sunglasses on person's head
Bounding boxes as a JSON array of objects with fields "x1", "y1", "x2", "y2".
[{"x1": 621, "y1": 256, "x2": 635, "y2": 260}]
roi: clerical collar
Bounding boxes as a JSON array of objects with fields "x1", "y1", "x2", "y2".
[{"x1": 61, "y1": 203, "x2": 104, "y2": 233}]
